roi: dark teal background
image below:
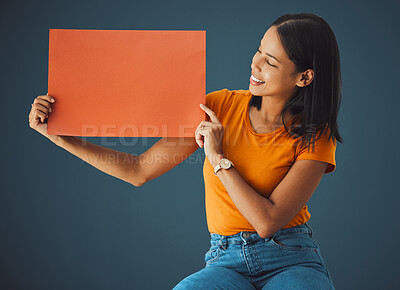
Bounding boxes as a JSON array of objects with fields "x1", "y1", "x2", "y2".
[{"x1": 1, "y1": 0, "x2": 399, "y2": 289}]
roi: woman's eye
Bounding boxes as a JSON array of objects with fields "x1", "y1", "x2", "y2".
[
  {"x1": 266, "y1": 60, "x2": 274, "y2": 66},
  {"x1": 256, "y1": 49, "x2": 275, "y2": 67}
]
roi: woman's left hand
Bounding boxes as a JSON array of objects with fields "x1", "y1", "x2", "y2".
[{"x1": 195, "y1": 104, "x2": 224, "y2": 167}]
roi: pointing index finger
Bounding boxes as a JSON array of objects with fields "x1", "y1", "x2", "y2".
[{"x1": 200, "y1": 104, "x2": 220, "y2": 124}]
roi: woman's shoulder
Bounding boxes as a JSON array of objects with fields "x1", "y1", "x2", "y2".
[{"x1": 206, "y1": 88, "x2": 250, "y2": 110}]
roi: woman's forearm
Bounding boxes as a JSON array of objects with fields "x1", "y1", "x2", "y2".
[{"x1": 52, "y1": 136, "x2": 144, "y2": 186}]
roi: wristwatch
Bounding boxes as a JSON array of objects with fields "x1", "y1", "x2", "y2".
[{"x1": 214, "y1": 157, "x2": 235, "y2": 175}]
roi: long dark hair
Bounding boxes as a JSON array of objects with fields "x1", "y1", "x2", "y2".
[{"x1": 250, "y1": 13, "x2": 343, "y2": 152}]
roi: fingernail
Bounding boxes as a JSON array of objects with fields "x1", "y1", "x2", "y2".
[
  {"x1": 49, "y1": 108, "x2": 52, "y2": 112},
  {"x1": 51, "y1": 98, "x2": 55, "y2": 102}
]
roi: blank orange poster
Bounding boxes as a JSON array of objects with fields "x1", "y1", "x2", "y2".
[{"x1": 47, "y1": 29, "x2": 206, "y2": 137}]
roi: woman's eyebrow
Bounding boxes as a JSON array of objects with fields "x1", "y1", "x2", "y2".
[{"x1": 259, "y1": 42, "x2": 280, "y2": 63}]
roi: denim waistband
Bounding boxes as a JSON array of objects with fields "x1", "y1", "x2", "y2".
[{"x1": 209, "y1": 223, "x2": 314, "y2": 248}]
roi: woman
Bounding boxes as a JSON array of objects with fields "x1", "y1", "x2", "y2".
[{"x1": 28, "y1": 13, "x2": 342, "y2": 289}]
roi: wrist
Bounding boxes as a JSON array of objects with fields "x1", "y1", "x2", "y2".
[{"x1": 210, "y1": 153, "x2": 224, "y2": 168}]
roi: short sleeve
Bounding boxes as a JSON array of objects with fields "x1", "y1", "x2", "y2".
[{"x1": 294, "y1": 127, "x2": 337, "y2": 174}]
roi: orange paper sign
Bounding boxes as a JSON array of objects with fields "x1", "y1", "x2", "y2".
[{"x1": 47, "y1": 29, "x2": 206, "y2": 137}]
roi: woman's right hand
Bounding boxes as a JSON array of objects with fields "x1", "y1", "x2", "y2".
[{"x1": 28, "y1": 93, "x2": 56, "y2": 140}]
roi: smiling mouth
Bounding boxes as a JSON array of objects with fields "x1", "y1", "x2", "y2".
[
  {"x1": 250, "y1": 74, "x2": 265, "y2": 85},
  {"x1": 251, "y1": 74, "x2": 265, "y2": 83}
]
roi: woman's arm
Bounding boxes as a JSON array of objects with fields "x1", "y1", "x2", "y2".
[
  {"x1": 136, "y1": 137, "x2": 200, "y2": 184},
  {"x1": 212, "y1": 155, "x2": 328, "y2": 238},
  {"x1": 29, "y1": 94, "x2": 200, "y2": 188},
  {"x1": 53, "y1": 136, "x2": 142, "y2": 186},
  {"x1": 53, "y1": 136, "x2": 199, "y2": 187}
]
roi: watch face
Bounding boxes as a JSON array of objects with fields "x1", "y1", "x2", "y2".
[{"x1": 220, "y1": 158, "x2": 231, "y2": 169}]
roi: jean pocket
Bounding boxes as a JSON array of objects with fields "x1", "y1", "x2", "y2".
[
  {"x1": 269, "y1": 232, "x2": 318, "y2": 252},
  {"x1": 204, "y1": 244, "x2": 221, "y2": 264}
]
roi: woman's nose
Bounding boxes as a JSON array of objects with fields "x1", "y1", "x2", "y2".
[
  {"x1": 251, "y1": 62, "x2": 261, "y2": 72},
  {"x1": 251, "y1": 57, "x2": 262, "y2": 71}
]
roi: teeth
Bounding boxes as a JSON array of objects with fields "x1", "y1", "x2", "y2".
[{"x1": 251, "y1": 74, "x2": 264, "y2": 83}]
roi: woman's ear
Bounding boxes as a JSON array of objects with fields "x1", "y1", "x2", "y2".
[{"x1": 296, "y1": 69, "x2": 314, "y2": 87}]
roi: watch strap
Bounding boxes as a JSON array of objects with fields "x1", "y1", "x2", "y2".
[{"x1": 214, "y1": 158, "x2": 234, "y2": 175}]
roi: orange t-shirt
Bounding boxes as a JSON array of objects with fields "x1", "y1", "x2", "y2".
[{"x1": 203, "y1": 88, "x2": 337, "y2": 236}]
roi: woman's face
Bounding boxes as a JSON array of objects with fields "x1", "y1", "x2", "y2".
[{"x1": 249, "y1": 26, "x2": 300, "y2": 99}]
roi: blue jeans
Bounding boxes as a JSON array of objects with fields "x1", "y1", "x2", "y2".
[{"x1": 173, "y1": 223, "x2": 335, "y2": 289}]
